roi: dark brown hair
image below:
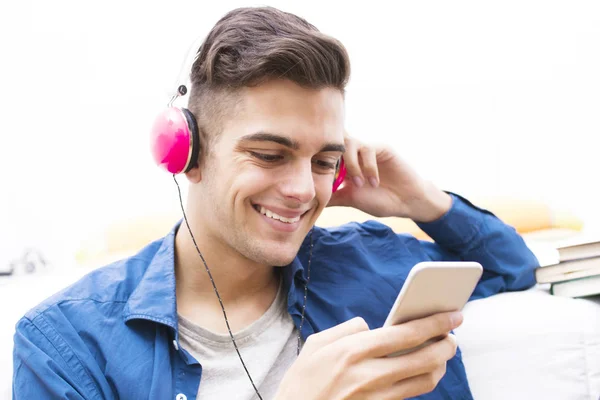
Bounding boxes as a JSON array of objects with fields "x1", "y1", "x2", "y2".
[{"x1": 187, "y1": 6, "x2": 350, "y2": 153}]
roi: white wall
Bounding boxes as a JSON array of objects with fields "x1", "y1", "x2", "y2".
[{"x1": 1, "y1": 0, "x2": 599, "y2": 268}]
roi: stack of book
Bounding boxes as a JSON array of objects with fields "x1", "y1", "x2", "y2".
[{"x1": 535, "y1": 235, "x2": 600, "y2": 298}]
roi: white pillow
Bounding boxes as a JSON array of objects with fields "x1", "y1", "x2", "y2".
[{"x1": 456, "y1": 285, "x2": 600, "y2": 400}]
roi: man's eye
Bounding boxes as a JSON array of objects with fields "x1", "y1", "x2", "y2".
[
  {"x1": 250, "y1": 152, "x2": 284, "y2": 162},
  {"x1": 313, "y1": 159, "x2": 337, "y2": 170}
]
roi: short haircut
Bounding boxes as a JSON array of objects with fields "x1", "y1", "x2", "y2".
[{"x1": 187, "y1": 6, "x2": 351, "y2": 159}]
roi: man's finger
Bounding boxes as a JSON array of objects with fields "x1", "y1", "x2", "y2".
[
  {"x1": 376, "y1": 333, "x2": 457, "y2": 387},
  {"x1": 302, "y1": 317, "x2": 369, "y2": 353},
  {"x1": 358, "y1": 145, "x2": 379, "y2": 187},
  {"x1": 351, "y1": 312, "x2": 463, "y2": 359},
  {"x1": 342, "y1": 137, "x2": 364, "y2": 187},
  {"x1": 327, "y1": 185, "x2": 353, "y2": 207},
  {"x1": 373, "y1": 366, "x2": 448, "y2": 400}
]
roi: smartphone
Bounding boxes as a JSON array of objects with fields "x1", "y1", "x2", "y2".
[{"x1": 383, "y1": 261, "x2": 483, "y2": 356}]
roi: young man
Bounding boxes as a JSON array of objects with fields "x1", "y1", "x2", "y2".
[{"x1": 12, "y1": 6, "x2": 538, "y2": 400}]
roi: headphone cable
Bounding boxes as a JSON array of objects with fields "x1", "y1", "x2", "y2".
[
  {"x1": 173, "y1": 175, "x2": 314, "y2": 399},
  {"x1": 174, "y1": 175, "x2": 264, "y2": 399}
]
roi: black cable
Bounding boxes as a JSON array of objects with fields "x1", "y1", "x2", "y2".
[
  {"x1": 174, "y1": 175, "x2": 264, "y2": 400},
  {"x1": 173, "y1": 174, "x2": 312, "y2": 399}
]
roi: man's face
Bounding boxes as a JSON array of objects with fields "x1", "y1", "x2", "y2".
[{"x1": 193, "y1": 79, "x2": 345, "y2": 267}]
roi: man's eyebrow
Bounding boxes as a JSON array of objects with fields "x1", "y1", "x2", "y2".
[
  {"x1": 239, "y1": 132, "x2": 300, "y2": 150},
  {"x1": 320, "y1": 143, "x2": 346, "y2": 153},
  {"x1": 239, "y1": 132, "x2": 346, "y2": 153}
]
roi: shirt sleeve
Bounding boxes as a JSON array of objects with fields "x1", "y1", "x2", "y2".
[
  {"x1": 414, "y1": 192, "x2": 539, "y2": 300},
  {"x1": 13, "y1": 316, "x2": 96, "y2": 400}
]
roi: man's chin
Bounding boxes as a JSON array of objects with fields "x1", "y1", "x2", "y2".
[
  {"x1": 244, "y1": 222, "x2": 313, "y2": 266},
  {"x1": 253, "y1": 240, "x2": 303, "y2": 267},
  {"x1": 263, "y1": 250, "x2": 299, "y2": 267}
]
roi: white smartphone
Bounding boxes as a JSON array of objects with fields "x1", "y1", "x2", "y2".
[{"x1": 383, "y1": 261, "x2": 483, "y2": 356}]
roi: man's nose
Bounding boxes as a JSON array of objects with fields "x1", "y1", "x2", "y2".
[{"x1": 280, "y1": 161, "x2": 316, "y2": 204}]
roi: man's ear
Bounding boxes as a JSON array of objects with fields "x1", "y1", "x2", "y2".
[{"x1": 184, "y1": 164, "x2": 202, "y2": 183}]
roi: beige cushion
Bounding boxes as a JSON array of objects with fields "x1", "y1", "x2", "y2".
[{"x1": 75, "y1": 198, "x2": 583, "y2": 267}]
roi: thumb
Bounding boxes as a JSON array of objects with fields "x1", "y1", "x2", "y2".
[
  {"x1": 303, "y1": 317, "x2": 369, "y2": 353},
  {"x1": 327, "y1": 184, "x2": 354, "y2": 207}
]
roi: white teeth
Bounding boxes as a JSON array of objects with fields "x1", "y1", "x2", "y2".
[{"x1": 258, "y1": 206, "x2": 300, "y2": 224}]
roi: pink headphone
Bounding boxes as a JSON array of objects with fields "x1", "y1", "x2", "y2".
[{"x1": 150, "y1": 85, "x2": 347, "y2": 192}]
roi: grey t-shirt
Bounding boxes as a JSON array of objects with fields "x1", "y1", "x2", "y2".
[{"x1": 178, "y1": 280, "x2": 299, "y2": 400}]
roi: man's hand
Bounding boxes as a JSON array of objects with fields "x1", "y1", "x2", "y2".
[
  {"x1": 274, "y1": 312, "x2": 462, "y2": 400},
  {"x1": 328, "y1": 135, "x2": 452, "y2": 223}
]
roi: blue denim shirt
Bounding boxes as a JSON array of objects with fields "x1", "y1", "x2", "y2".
[{"x1": 12, "y1": 193, "x2": 539, "y2": 399}]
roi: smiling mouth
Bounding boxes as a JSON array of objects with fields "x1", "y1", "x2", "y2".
[{"x1": 252, "y1": 204, "x2": 306, "y2": 224}]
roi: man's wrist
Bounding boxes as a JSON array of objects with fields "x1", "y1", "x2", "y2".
[{"x1": 406, "y1": 183, "x2": 452, "y2": 223}]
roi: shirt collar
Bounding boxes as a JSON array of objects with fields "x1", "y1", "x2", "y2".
[
  {"x1": 121, "y1": 222, "x2": 180, "y2": 330},
  {"x1": 121, "y1": 220, "x2": 308, "y2": 332}
]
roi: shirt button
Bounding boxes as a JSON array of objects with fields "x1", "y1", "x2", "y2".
[
  {"x1": 172, "y1": 340, "x2": 179, "y2": 351},
  {"x1": 176, "y1": 394, "x2": 187, "y2": 400}
]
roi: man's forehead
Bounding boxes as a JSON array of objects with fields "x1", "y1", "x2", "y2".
[{"x1": 226, "y1": 81, "x2": 345, "y2": 150}]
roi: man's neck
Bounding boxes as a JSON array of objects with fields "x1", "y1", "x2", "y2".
[{"x1": 174, "y1": 222, "x2": 281, "y2": 334}]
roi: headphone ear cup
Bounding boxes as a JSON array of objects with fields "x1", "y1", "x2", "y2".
[
  {"x1": 332, "y1": 157, "x2": 346, "y2": 193},
  {"x1": 150, "y1": 107, "x2": 200, "y2": 174}
]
